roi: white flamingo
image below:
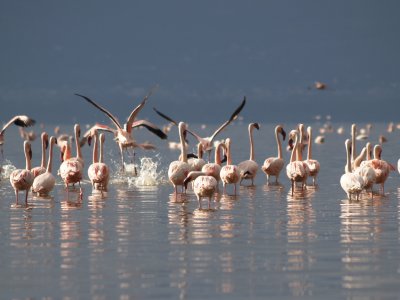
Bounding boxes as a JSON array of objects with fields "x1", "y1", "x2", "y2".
[
  {"x1": 220, "y1": 138, "x2": 240, "y2": 195},
  {"x1": 75, "y1": 86, "x2": 167, "y2": 171},
  {"x1": 0, "y1": 115, "x2": 36, "y2": 158},
  {"x1": 32, "y1": 136, "x2": 57, "y2": 196},
  {"x1": 32, "y1": 132, "x2": 49, "y2": 178},
  {"x1": 59, "y1": 139, "x2": 83, "y2": 199},
  {"x1": 304, "y1": 126, "x2": 320, "y2": 185},
  {"x1": 153, "y1": 97, "x2": 246, "y2": 161},
  {"x1": 238, "y1": 122, "x2": 260, "y2": 185},
  {"x1": 286, "y1": 130, "x2": 309, "y2": 196},
  {"x1": 9, "y1": 141, "x2": 34, "y2": 205},
  {"x1": 340, "y1": 139, "x2": 364, "y2": 200},
  {"x1": 201, "y1": 141, "x2": 227, "y2": 184},
  {"x1": 183, "y1": 171, "x2": 218, "y2": 210},
  {"x1": 262, "y1": 125, "x2": 286, "y2": 183},
  {"x1": 188, "y1": 142, "x2": 206, "y2": 172},
  {"x1": 88, "y1": 132, "x2": 110, "y2": 192},
  {"x1": 353, "y1": 146, "x2": 376, "y2": 197},
  {"x1": 168, "y1": 122, "x2": 191, "y2": 194}
]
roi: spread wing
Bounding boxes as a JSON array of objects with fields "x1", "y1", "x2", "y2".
[
  {"x1": 131, "y1": 119, "x2": 168, "y2": 140},
  {"x1": 1, "y1": 115, "x2": 36, "y2": 135}
]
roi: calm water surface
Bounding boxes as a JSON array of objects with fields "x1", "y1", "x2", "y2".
[{"x1": 1, "y1": 122, "x2": 400, "y2": 299}]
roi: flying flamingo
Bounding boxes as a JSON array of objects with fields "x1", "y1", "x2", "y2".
[
  {"x1": 360, "y1": 144, "x2": 394, "y2": 195},
  {"x1": 340, "y1": 139, "x2": 364, "y2": 200},
  {"x1": 183, "y1": 171, "x2": 218, "y2": 210},
  {"x1": 0, "y1": 115, "x2": 36, "y2": 158},
  {"x1": 168, "y1": 122, "x2": 191, "y2": 194},
  {"x1": 75, "y1": 86, "x2": 167, "y2": 171},
  {"x1": 32, "y1": 136, "x2": 57, "y2": 196},
  {"x1": 201, "y1": 141, "x2": 227, "y2": 185},
  {"x1": 220, "y1": 138, "x2": 240, "y2": 195},
  {"x1": 31, "y1": 132, "x2": 49, "y2": 178},
  {"x1": 88, "y1": 131, "x2": 110, "y2": 193},
  {"x1": 286, "y1": 130, "x2": 309, "y2": 196},
  {"x1": 9, "y1": 141, "x2": 34, "y2": 205},
  {"x1": 238, "y1": 122, "x2": 260, "y2": 185},
  {"x1": 262, "y1": 125, "x2": 286, "y2": 183},
  {"x1": 303, "y1": 126, "x2": 320, "y2": 185},
  {"x1": 153, "y1": 96, "x2": 246, "y2": 161}
]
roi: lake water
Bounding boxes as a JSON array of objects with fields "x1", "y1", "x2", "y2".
[{"x1": 1, "y1": 121, "x2": 400, "y2": 299}]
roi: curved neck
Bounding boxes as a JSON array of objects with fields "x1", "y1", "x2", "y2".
[
  {"x1": 92, "y1": 134, "x2": 99, "y2": 164},
  {"x1": 40, "y1": 135, "x2": 47, "y2": 168},
  {"x1": 215, "y1": 143, "x2": 224, "y2": 165},
  {"x1": 197, "y1": 143, "x2": 203, "y2": 159},
  {"x1": 179, "y1": 124, "x2": 187, "y2": 163},
  {"x1": 46, "y1": 139, "x2": 55, "y2": 173},
  {"x1": 354, "y1": 147, "x2": 366, "y2": 168},
  {"x1": 290, "y1": 134, "x2": 298, "y2": 163},
  {"x1": 366, "y1": 143, "x2": 372, "y2": 160},
  {"x1": 307, "y1": 127, "x2": 312, "y2": 160},
  {"x1": 248, "y1": 125, "x2": 255, "y2": 161},
  {"x1": 373, "y1": 145, "x2": 381, "y2": 160},
  {"x1": 63, "y1": 143, "x2": 72, "y2": 161},
  {"x1": 276, "y1": 127, "x2": 283, "y2": 159}
]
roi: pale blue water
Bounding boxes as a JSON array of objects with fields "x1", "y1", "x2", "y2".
[{"x1": 0, "y1": 122, "x2": 400, "y2": 299}]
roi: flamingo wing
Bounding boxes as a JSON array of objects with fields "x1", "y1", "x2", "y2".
[
  {"x1": 131, "y1": 120, "x2": 168, "y2": 140},
  {"x1": 1, "y1": 115, "x2": 36, "y2": 135},
  {"x1": 75, "y1": 94, "x2": 122, "y2": 130}
]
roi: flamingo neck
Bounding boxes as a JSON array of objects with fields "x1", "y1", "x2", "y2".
[
  {"x1": 92, "y1": 134, "x2": 99, "y2": 164},
  {"x1": 64, "y1": 143, "x2": 72, "y2": 161},
  {"x1": 351, "y1": 124, "x2": 356, "y2": 163},
  {"x1": 297, "y1": 126, "x2": 304, "y2": 161},
  {"x1": 366, "y1": 143, "x2": 372, "y2": 160},
  {"x1": 46, "y1": 139, "x2": 55, "y2": 173},
  {"x1": 249, "y1": 125, "x2": 255, "y2": 161},
  {"x1": 75, "y1": 127, "x2": 83, "y2": 160},
  {"x1": 290, "y1": 134, "x2": 298, "y2": 163},
  {"x1": 215, "y1": 143, "x2": 223, "y2": 165},
  {"x1": 307, "y1": 127, "x2": 312, "y2": 160},
  {"x1": 346, "y1": 141, "x2": 352, "y2": 173},
  {"x1": 40, "y1": 135, "x2": 46, "y2": 168},
  {"x1": 373, "y1": 145, "x2": 381, "y2": 160},
  {"x1": 276, "y1": 127, "x2": 283, "y2": 159},
  {"x1": 226, "y1": 140, "x2": 232, "y2": 165},
  {"x1": 354, "y1": 147, "x2": 366, "y2": 168},
  {"x1": 99, "y1": 136, "x2": 104, "y2": 164},
  {"x1": 197, "y1": 143, "x2": 203, "y2": 159},
  {"x1": 25, "y1": 148, "x2": 31, "y2": 171},
  {"x1": 179, "y1": 124, "x2": 187, "y2": 163}
]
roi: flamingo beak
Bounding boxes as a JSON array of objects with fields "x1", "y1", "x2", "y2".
[{"x1": 281, "y1": 129, "x2": 287, "y2": 141}]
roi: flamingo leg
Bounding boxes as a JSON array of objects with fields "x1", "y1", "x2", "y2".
[
  {"x1": 291, "y1": 180, "x2": 294, "y2": 196},
  {"x1": 198, "y1": 196, "x2": 202, "y2": 210},
  {"x1": 208, "y1": 197, "x2": 211, "y2": 210},
  {"x1": 15, "y1": 189, "x2": 19, "y2": 205},
  {"x1": 25, "y1": 190, "x2": 29, "y2": 206},
  {"x1": 234, "y1": 184, "x2": 237, "y2": 195},
  {"x1": 119, "y1": 144, "x2": 125, "y2": 171},
  {"x1": 79, "y1": 181, "x2": 83, "y2": 200}
]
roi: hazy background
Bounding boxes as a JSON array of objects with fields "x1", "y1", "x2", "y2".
[{"x1": 1, "y1": 1, "x2": 399, "y2": 125}]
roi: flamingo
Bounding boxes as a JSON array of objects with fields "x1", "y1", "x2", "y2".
[
  {"x1": 188, "y1": 142, "x2": 206, "y2": 172},
  {"x1": 360, "y1": 144, "x2": 394, "y2": 195},
  {"x1": 304, "y1": 126, "x2": 320, "y2": 185},
  {"x1": 70, "y1": 124, "x2": 84, "y2": 168},
  {"x1": 183, "y1": 171, "x2": 218, "y2": 210},
  {"x1": 153, "y1": 96, "x2": 246, "y2": 161},
  {"x1": 201, "y1": 141, "x2": 227, "y2": 185},
  {"x1": 353, "y1": 146, "x2": 376, "y2": 197},
  {"x1": 262, "y1": 125, "x2": 286, "y2": 183},
  {"x1": 238, "y1": 122, "x2": 260, "y2": 185},
  {"x1": 168, "y1": 122, "x2": 191, "y2": 194},
  {"x1": 220, "y1": 138, "x2": 240, "y2": 195},
  {"x1": 59, "y1": 140, "x2": 83, "y2": 199},
  {"x1": 75, "y1": 86, "x2": 167, "y2": 171},
  {"x1": 340, "y1": 139, "x2": 364, "y2": 200},
  {"x1": 32, "y1": 136, "x2": 57, "y2": 196},
  {"x1": 286, "y1": 130, "x2": 309, "y2": 196},
  {"x1": 9, "y1": 141, "x2": 34, "y2": 205},
  {"x1": 31, "y1": 132, "x2": 49, "y2": 178},
  {"x1": 88, "y1": 131, "x2": 110, "y2": 193},
  {"x1": 0, "y1": 115, "x2": 36, "y2": 158}
]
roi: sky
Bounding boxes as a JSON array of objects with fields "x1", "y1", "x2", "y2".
[{"x1": 1, "y1": 1, "x2": 400, "y2": 125}]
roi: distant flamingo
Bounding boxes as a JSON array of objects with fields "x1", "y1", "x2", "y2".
[
  {"x1": 168, "y1": 122, "x2": 191, "y2": 194},
  {"x1": 304, "y1": 126, "x2": 320, "y2": 185},
  {"x1": 183, "y1": 171, "x2": 218, "y2": 210},
  {"x1": 238, "y1": 123, "x2": 260, "y2": 185},
  {"x1": 75, "y1": 86, "x2": 167, "y2": 171},
  {"x1": 32, "y1": 136, "x2": 57, "y2": 196},
  {"x1": 201, "y1": 141, "x2": 227, "y2": 184},
  {"x1": 32, "y1": 132, "x2": 49, "y2": 178},
  {"x1": 340, "y1": 139, "x2": 364, "y2": 200},
  {"x1": 0, "y1": 115, "x2": 36, "y2": 158},
  {"x1": 154, "y1": 97, "x2": 246, "y2": 161},
  {"x1": 88, "y1": 132, "x2": 110, "y2": 193},
  {"x1": 9, "y1": 141, "x2": 34, "y2": 205},
  {"x1": 220, "y1": 138, "x2": 240, "y2": 195},
  {"x1": 262, "y1": 125, "x2": 286, "y2": 183},
  {"x1": 286, "y1": 130, "x2": 309, "y2": 196}
]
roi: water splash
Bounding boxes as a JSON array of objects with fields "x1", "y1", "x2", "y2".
[{"x1": 1, "y1": 160, "x2": 16, "y2": 179}]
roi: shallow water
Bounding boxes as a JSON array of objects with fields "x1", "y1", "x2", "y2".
[{"x1": 1, "y1": 122, "x2": 400, "y2": 299}]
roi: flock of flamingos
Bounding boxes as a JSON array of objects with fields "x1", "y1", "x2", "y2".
[{"x1": 0, "y1": 90, "x2": 399, "y2": 209}]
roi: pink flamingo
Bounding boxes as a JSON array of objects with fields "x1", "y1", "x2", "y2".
[
  {"x1": 303, "y1": 126, "x2": 320, "y2": 185},
  {"x1": 262, "y1": 125, "x2": 286, "y2": 183},
  {"x1": 183, "y1": 171, "x2": 218, "y2": 210},
  {"x1": 220, "y1": 138, "x2": 240, "y2": 195},
  {"x1": 238, "y1": 122, "x2": 260, "y2": 185},
  {"x1": 59, "y1": 139, "x2": 83, "y2": 199},
  {"x1": 9, "y1": 141, "x2": 34, "y2": 205},
  {"x1": 32, "y1": 136, "x2": 57, "y2": 196},
  {"x1": 201, "y1": 141, "x2": 227, "y2": 185},
  {"x1": 88, "y1": 131, "x2": 110, "y2": 193}
]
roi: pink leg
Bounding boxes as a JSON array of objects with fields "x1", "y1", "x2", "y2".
[{"x1": 25, "y1": 190, "x2": 29, "y2": 206}]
